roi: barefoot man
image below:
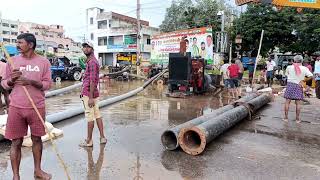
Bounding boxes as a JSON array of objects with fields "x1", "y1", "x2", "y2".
[{"x1": 1, "y1": 33, "x2": 52, "y2": 180}]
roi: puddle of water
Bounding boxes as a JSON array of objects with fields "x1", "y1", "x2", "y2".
[
  {"x1": 2, "y1": 82, "x2": 320, "y2": 179},
  {"x1": 45, "y1": 80, "x2": 144, "y2": 115}
]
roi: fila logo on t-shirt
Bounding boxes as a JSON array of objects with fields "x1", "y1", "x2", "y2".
[{"x1": 20, "y1": 65, "x2": 40, "y2": 72}]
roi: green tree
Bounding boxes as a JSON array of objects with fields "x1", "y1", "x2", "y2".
[
  {"x1": 234, "y1": 4, "x2": 298, "y2": 56},
  {"x1": 289, "y1": 9, "x2": 320, "y2": 53},
  {"x1": 233, "y1": 4, "x2": 320, "y2": 55},
  {"x1": 159, "y1": 0, "x2": 183, "y2": 32},
  {"x1": 159, "y1": 0, "x2": 230, "y2": 32}
]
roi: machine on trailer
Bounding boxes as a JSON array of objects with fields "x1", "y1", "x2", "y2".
[{"x1": 167, "y1": 53, "x2": 210, "y2": 97}]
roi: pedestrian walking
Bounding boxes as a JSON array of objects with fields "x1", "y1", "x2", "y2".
[
  {"x1": 303, "y1": 60, "x2": 313, "y2": 96},
  {"x1": 227, "y1": 59, "x2": 240, "y2": 98},
  {"x1": 79, "y1": 41, "x2": 107, "y2": 147},
  {"x1": 235, "y1": 58, "x2": 244, "y2": 96},
  {"x1": 266, "y1": 57, "x2": 276, "y2": 87},
  {"x1": 235, "y1": 58, "x2": 244, "y2": 83},
  {"x1": 283, "y1": 55, "x2": 313, "y2": 123},
  {"x1": 247, "y1": 57, "x2": 255, "y2": 85},
  {"x1": 220, "y1": 59, "x2": 231, "y2": 96},
  {"x1": 1, "y1": 33, "x2": 52, "y2": 180}
]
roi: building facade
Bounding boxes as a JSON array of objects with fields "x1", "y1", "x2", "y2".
[
  {"x1": 86, "y1": 7, "x2": 160, "y2": 66},
  {"x1": 0, "y1": 18, "x2": 19, "y2": 44},
  {"x1": 0, "y1": 15, "x2": 82, "y2": 57}
]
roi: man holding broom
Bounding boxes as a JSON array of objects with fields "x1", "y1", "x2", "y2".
[{"x1": 1, "y1": 33, "x2": 52, "y2": 180}]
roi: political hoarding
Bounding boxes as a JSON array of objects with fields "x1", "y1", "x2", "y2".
[{"x1": 150, "y1": 27, "x2": 214, "y2": 65}]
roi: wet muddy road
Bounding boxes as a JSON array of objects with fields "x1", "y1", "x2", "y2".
[{"x1": 1, "y1": 80, "x2": 320, "y2": 180}]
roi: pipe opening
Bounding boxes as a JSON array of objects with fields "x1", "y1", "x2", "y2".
[
  {"x1": 161, "y1": 131, "x2": 178, "y2": 150},
  {"x1": 182, "y1": 130, "x2": 201, "y2": 150}
]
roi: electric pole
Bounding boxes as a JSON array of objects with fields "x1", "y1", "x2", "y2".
[{"x1": 136, "y1": 0, "x2": 141, "y2": 69}]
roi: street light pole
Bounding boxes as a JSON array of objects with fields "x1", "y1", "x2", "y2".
[{"x1": 136, "y1": 0, "x2": 141, "y2": 75}]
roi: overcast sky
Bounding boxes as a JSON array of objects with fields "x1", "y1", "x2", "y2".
[{"x1": 0, "y1": 0, "x2": 238, "y2": 41}]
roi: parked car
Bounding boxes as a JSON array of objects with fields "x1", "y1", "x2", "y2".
[{"x1": 50, "y1": 56, "x2": 83, "y2": 82}]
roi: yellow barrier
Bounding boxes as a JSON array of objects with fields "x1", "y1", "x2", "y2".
[{"x1": 272, "y1": 0, "x2": 320, "y2": 9}]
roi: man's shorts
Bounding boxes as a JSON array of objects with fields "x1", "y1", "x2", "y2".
[
  {"x1": 81, "y1": 96, "x2": 102, "y2": 122},
  {"x1": 266, "y1": 71, "x2": 274, "y2": 79},
  {"x1": 5, "y1": 106, "x2": 46, "y2": 140},
  {"x1": 249, "y1": 72, "x2": 254, "y2": 78},
  {"x1": 228, "y1": 79, "x2": 239, "y2": 88},
  {"x1": 224, "y1": 79, "x2": 231, "y2": 88}
]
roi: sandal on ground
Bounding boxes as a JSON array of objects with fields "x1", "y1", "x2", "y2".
[
  {"x1": 296, "y1": 119, "x2": 301, "y2": 124},
  {"x1": 79, "y1": 139, "x2": 93, "y2": 147},
  {"x1": 100, "y1": 137, "x2": 107, "y2": 144},
  {"x1": 282, "y1": 118, "x2": 289, "y2": 122}
]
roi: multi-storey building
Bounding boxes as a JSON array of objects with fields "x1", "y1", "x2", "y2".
[
  {"x1": 86, "y1": 7, "x2": 160, "y2": 66},
  {"x1": 0, "y1": 14, "x2": 82, "y2": 56},
  {"x1": 0, "y1": 18, "x2": 19, "y2": 44}
]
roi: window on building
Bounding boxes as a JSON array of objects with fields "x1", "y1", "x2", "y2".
[
  {"x1": 2, "y1": 31, "x2": 10, "y2": 35},
  {"x1": 35, "y1": 32, "x2": 39, "y2": 35},
  {"x1": 91, "y1": 33, "x2": 94, "y2": 40},
  {"x1": 90, "y1": 17, "x2": 94, "y2": 25},
  {"x1": 3, "y1": 38, "x2": 10, "y2": 43},
  {"x1": 20, "y1": 31, "x2": 24, "y2": 34},
  {"x1": 124, "y1": 35, "x2": 137, "y2": 45},
  {"x1": 2, "y1": 23, "x2": 9, "y2": 27},
  {"x1": 57, "y1": 25, "x2": 60, "y2": 29},
  {"x1": 108, "y1": 36, "x2": 114, "y2": 45},
  {"x1": 11, "y1": 24, "x2": 18, "y2": 29},
  {"x1": 11, "y1": 32, "x2": 18, "y2": 36},
  {"x1": 11, "y1": 39, "x2": 17, "y2": 43},
  {"x1": 98, "y1": 20, "x2": 108, "y2": 29},
  {"x1": 49, "y1": 35, "x2": 54, "y2": 38},
  {"x1": 98, "y1": 37, "x2": 108, "y2": 46},
  {"x1": 147, "y1": 39, "x2": 151, "y2": 45}
]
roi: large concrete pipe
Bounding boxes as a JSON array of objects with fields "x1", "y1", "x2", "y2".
[
  {"x1": 47, "y1": 70, "x2": 167, "y2": 124},
  {"x1": 45, "y1": 67, "x2": 130, "y2": 98},
  {"x1": 178, "y1": 94, "x2": 271, "y2": 155},
  {"x1": 45, "y1": 82, "x2": 83, "y2": 98},
  {"x1": 161, "y1": 93, "x2": 258, "y2": 151},
  {"x1": 0, "y1": 70, "x2": 166, "y2": 141},
  {"x1": 129, "y1": 74, "x2": 148, "y2": 80}
]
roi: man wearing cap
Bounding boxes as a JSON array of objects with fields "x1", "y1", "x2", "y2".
[{"x1": 80, "y1": 42, "x2": 107, "y2": 147}]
